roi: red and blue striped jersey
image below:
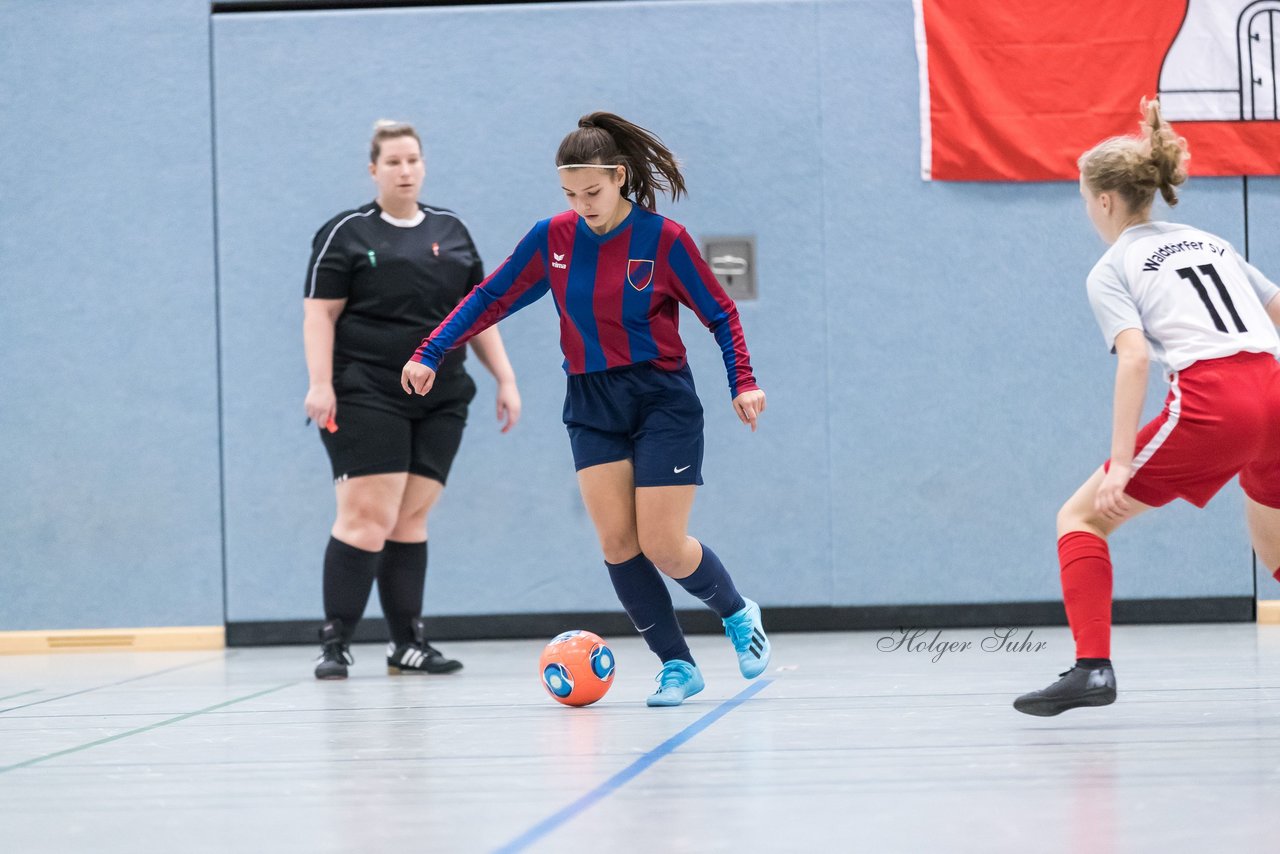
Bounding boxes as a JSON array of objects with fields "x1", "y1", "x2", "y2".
[{"x1": 413, "y1": 206, "x2": 759, "y2": 399}]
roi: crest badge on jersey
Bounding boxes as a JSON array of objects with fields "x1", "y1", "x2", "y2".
[{"x1": 627, "y1": 259, "x2": 654, "y2": 291}]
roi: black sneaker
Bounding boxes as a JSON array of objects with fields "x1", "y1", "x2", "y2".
[
  {"x1": 1014, "y1": 664, "x2": 1117, "y2": 716},
  {"x1": 314, "y1": 619, "x2": 353, "y2": 680},
  {"x1": 385, "y1": 617, "x2": 462, "y2": 675}
]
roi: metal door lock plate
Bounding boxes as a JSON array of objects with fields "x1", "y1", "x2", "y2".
[{"x1": 702, "y1": 236, "x2": 757, "y2": 301}]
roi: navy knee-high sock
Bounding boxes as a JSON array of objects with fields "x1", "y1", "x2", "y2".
[
  {"x1": 323, "y1": 536, "x2": 381, "y2": 638},
  {"x1": 672, "y1": 542, "x2": 746, "y2": 619},
  {"x1": 378, "y1": 540, "x2": 427, "y2": 647},
  {"x1": 606, "y1": 553, "x2": 693, "y2": 665}
]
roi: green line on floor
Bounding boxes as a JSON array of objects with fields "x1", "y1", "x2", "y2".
[{"x1": 0, "y1": 681, "x2": 296, "y2": 774}]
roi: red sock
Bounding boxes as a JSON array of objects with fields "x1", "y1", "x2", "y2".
[{"x1": 1058, "y1": 531, "x2": 1113, "y2": 660}]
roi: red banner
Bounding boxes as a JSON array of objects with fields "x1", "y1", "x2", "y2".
[{"x1": 915, "y1": 0, "x2": 1280, "y2": 180}]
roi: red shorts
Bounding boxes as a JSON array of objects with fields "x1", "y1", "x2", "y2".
[{"x1": 1109, "y1": 351, "x2": 1280, "y2": 509}]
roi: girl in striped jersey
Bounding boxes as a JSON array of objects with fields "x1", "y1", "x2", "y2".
[
  {"x1": 1015, "y1": 100, "x2": 1280, "y2": 716},
  {"x1": 402, "y1": 112, "x2": 771, "y2": 706}
]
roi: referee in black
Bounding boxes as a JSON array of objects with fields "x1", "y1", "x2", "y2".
[{"x1": 304, "y1": 120, "x2": 521, "y2": 679}]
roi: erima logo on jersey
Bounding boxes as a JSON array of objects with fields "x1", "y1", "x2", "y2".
[{"x1": 551, "y1": 252, "x2": 567, "y2": 270}]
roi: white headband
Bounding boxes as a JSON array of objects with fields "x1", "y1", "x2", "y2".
[{"x1": 557, "y1": 163, "x2": 623, "y2": 170}]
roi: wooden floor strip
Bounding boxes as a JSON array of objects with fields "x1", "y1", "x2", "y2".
[{"x1": 0, "y1": 627, "x2": 225, "y2": 655}]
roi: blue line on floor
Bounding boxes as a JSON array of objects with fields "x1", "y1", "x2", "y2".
[{"x1": 493, "y1": 678, "x2": 773, "y2": 854}]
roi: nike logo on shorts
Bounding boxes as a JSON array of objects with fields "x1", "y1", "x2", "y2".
[{"x1": 674, "y1": 465, "x2": 691, "y2": 473}]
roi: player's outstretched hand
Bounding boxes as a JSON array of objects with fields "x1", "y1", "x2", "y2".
[
  {"x1": 401, "y1": 360, "x2": 437, "y2": 396},
  {"x1": 496, "y1": 380, "x2": 522, "y2": 434},
  {"x1": 733, "y1": 389, "x2": 766, "y2": 432}
]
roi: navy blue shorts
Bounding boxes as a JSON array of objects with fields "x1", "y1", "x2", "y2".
[{"x1": 562, "y1": 363, "x2": 705, "y2": 487}]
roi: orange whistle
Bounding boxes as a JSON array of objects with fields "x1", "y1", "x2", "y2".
[{"x1": 325, "y1": 417, "x2": 338, "y2": 433}]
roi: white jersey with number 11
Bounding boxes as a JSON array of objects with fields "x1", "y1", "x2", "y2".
[{"x1": 1087, "y1": 221, "x2": 1280, "y2": 374}]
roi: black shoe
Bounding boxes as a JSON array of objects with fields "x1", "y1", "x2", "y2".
[
  {"x1": 1014, "y1": 663, "x2": 1116, "y2": 716},
  {"x1": 314, "y1": 619, "x2": 353, "y2": 680},
  {"x1": 386, "y1": 617, "x2": 463, "y2": 675}
]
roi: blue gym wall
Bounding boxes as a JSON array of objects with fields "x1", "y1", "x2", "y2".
[
  {"x1": 1247, "y1": 176, "x2": 1280, "y2": 596},
  {"x1": 1, "y1": 0, "x2": 1272, "y2": 633},
  {"x1": 0, "y1": 0, "x2": 225, "y2": 630}
]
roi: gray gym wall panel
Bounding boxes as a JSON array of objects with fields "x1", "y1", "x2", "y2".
[
  {"x1": 0, "y1": 0, "x2": 224, "y2": 629},
  {"x1": 819, "y1": 0, "x2": 1253, "y2": 607},
  {"x1": 212, "y1": 0, "x2": 831, "y2": 623}
]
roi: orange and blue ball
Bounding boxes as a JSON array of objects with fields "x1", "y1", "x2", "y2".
[{"x1": 539, "y1": 630, "x2": 614, "y2": 706}]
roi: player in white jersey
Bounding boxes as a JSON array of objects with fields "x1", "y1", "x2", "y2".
[
  {"x1": 1014, "y1": 100, "x2": 1280, "y2": 716},
  {"x1": 1088, "y1": 223, "x2": 1279, "y2": 374}
]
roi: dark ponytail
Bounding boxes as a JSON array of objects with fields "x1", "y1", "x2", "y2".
[{"x1": 555, "y1": 112, "x2": 687, "y2": 210}]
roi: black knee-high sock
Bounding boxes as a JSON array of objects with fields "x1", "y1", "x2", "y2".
[
  {"x1": 378, "y1": 540, "x2": 427, "y2": 647},
  {"x1": 606, "y1": 553, "x2": 693, "y2": 665},
  {"x1": 323, "y1": 536, "x2": 381, "y2": 637},
  {"x1": 673, "y1": 542, "x2": 746, "y2": 618}
]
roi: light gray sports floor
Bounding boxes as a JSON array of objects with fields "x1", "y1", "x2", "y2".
[{"x1": 2, "y1": 623, "x2": 1280, "y2": 853}]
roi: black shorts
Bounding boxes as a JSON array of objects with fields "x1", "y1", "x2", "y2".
[
  {"x1": 562, "y1": 363, "x2": 704, "y2": 487},
  {"x1": 319, "y1": 372, "x2": 477, "y2": 484}
]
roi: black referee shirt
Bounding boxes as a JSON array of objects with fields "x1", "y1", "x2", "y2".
[{"x1": 306, "y1": 201, "x2": 484, "y2": 410}]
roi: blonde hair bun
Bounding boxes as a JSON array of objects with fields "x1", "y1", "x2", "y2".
[{"x1": 1078, "y1": 99, "x2": 1188, "y2": 209}]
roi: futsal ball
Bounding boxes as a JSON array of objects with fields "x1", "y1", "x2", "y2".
[{"x1": 539, "y1": 630, "x2": 615, "y2": 706}]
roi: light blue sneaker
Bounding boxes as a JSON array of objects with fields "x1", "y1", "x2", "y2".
[
  {"x1": 722, "y1": 598, "x2": 771, "y2": 679},
  {"x1": 646, "y1": 660, "x2": 705, "y2": 707}
]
